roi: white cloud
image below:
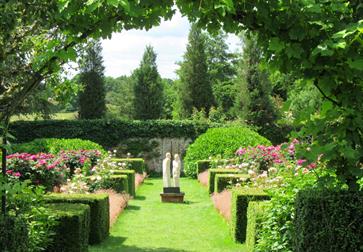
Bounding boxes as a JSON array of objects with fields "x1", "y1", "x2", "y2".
[{"x1": 101, "y1": 12, "x2": 240, "y2": 79}]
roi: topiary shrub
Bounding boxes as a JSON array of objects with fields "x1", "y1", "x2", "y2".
[
  {"x1": 103, "y1": 175, "x2": 129, "y2": 194},
  {"x1": 246, "y1": 201, "x2": 269, "y2": 252},
  {"x1": 208, "y1": 168, "x2": 241, "y2": 194},
  {"x1": 46, "y1": 203, "x2": 90, "y2": 252},
  {"x1": 45, "y1": 193, "x2": 109, "y2": 245},
  {"x1": 11, "y1": 138, "x2": 106, "y2": 155},
  {"x1": 0, "y1": 215, "x2": 29, "y2": 252},
  {"x1": 184, "y1": 127, "x2": 271, "y2": 177},
  {"x1": 113, "y1": 169, "x2": 136, "y2": 197},
  {"x1": 231, "y1": 187, "x2": 270, "y2": 243},
  {"x1": 112, "y1": 158, "x2": 145, "y2": 174},
  {"x1": 294, "y1": 189, "x2": 363, "y2": 252},
  {"x1": 214, "y1": 173, "x2": 250, "y2": 193}
]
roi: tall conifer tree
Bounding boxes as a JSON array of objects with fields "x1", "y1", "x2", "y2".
[
  {"x1": 78, "y1": 39, "x2": 106, "y2": 119},
  {"x1": 132, "y1": 46, "x2": 164, "y2": 120},
  {"x1": 235, "y1": 34, "x2": 277, "y2": 129},
  {"x1": 176, "y1": 24, "x2": 215, "y2": 118}
]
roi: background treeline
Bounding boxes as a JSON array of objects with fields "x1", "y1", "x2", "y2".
[{"x1": 14, "y1": 27, "x2": 322, "y2": 144}]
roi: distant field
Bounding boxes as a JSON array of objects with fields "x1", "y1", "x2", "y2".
[{"x1": 10, "y1": 112, "x2": 78, "y2": 122}]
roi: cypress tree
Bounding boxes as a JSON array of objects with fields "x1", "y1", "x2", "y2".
[
  {"x1": 176, "y1": 24, "x2": 215, "y2": 118},
  {"x1": 78, "y1": 39, "x2": 106, "y2": 119},
  {"x1": 132, "y1": 46, "x2": 164, "y2": 120},
  {"x1": 235, "y1": 34, "x2": 277, "y2": 128}
]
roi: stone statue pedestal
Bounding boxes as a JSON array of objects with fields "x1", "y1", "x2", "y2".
[{"x1": 160, "y1": 187, "x2": 185, "y2": 203}]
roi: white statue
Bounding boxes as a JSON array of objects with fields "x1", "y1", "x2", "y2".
[
  {"x1": 162, "y1": 152, "x2": 171, "y2": 187},
  {"x1": 172, "y1": 154, "x2": 181, "y2": 187}
]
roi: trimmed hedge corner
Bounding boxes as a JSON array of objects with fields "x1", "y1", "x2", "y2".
[
  {"x1": 246, "y1": 201, "x2": 269, "y2": 252},
  {"x1": 112, "y1": 158, "x2": 145, "y2": 174},
  {"x1": 113, "y1": 169, "x2": 136, "y2": 197},
  {"x1": 214, "y1": 174, "x2": 250, "y2": 193},
  {"x1": 294, "y1": 189, "x2": 363, "y2": 252},
  {"x1": 105, "y1": 175, "x2": 129, "y2": 194},
  {"x1": 45, "y1": 193, "x2": 109, "y2": 245},
  {"x1": 0, "y1": 215, "x2": 29, "y2": 251},
  {"x1": 231, "y1": 187, "x2": 270, "y2": 243},
  {"x1": 208, "y1": 168, "x2": 241, "y2": 194},
  {"x1": 197, "y1": 160, "x2": 211, "y2": 174},
  {"x1": 184, "y1": 127, "x2": 271, "y2": 177},
  {"x1": 47, "y1": 203, "x2": 90, "y2": 252}
]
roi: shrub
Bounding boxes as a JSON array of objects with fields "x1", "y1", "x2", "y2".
[
  {"x1": 46, "y1": 203, "x2": 90, "y2": 252},
  {"x1": 231, "y1": 187, "x2": 270, "y2": 243},
  {"x1": 196, "y1": 158, "x2": 237, "y2": 174},
  {"x1": 45, "y1": 193, "x2": 109, "y2": 244},
  {"x1": 294, "y1": 189, "x2": 363, "y2": 252},
  {"x1": 11, "y1": 138, "x2": 106, "y2": 155},
  {"x1": 246, "y1": 201, "x2": 269, "y2": 252},
  {"x1": 112, "y1": 158, "x2": 145, "y2": 174},
  {"x1": 102, "y1": 175, "x2": 129, "y2": 194},
  {"x1": 214, "y1": 174, "x2": 250, "y2": 193},
  {"x1": 9, "y1": 119, "x2": 215, "y2": 147},
  {"x1": 184, "y1": 127, "x2": 271, "y2": 177},
  {"x1": 208, "y1": 168, "x2": 241, "y2": 194},
  {"x1": 196, "y1": 160, "x2": 211, "y2": 174},
  {"x1": 0, "y1": 215, "x2": 29, "y2": 252},
  {"x1": 113, "y1": 169, "x2": 136, "y2": 197}
]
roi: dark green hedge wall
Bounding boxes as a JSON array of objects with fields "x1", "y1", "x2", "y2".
[
  {"x1": 294, "y1": 190, "x2": 363, "y2": 252},
  {"x1": 47, "y1": 203, "x2": 90, "y2": 252},
  {"x1": 112, "y1": 158, "x2": 145, "y2": 174},
  {"x1": 208, "y1": 168, "x2": 241, "y2": 194},
  {"x1": 214, "y1": 174, "x2": 250, "y2": 193},
  {"x1": 0, "y1": 215, "x2": 29, "y2": 252},
  {"x1": 231, "y1": 187, "x2": 270, "y2": 243},
  {"x1": 45, "y1": 193, "x2": 109, "y2": 245},
  {"x1": 9, "y1": 119, "x2": 215, "y2": 148},
  {"x1": 246, "y1": 201, "x2": 269, "y2": 252}
]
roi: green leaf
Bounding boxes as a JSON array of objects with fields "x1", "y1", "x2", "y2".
[
  {"x1": 269, "y1": 37, "x2": 284, "y2": 53},
  {"x1": 107, "y1": 0, "x2": 119, "y2": 7},
  {"x1": 347, "y1": 59, "x2": 363, "y2": 70}
]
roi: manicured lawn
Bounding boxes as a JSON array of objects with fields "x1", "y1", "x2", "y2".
[{"x1": 90, "y1": 178, "x2": 246, "y2": 252}]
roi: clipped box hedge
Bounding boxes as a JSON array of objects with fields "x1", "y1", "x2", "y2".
[
  {"x1": 214, "y1": 174, "x2": 250, "y2": 193},
  {"x1": 231, "y1": 187, "x2": 270, "y2": 243},
  {"x1": 112, "y1": 158, "x2": 145, "y2": 174},
  {"x1": 45, "y1": 193, "x2": 109, "y2": 245},
  {"x1": 246, "y1": 201, "x2": 269, "y2": 252},
  {"x1": 105, "y1": 175, "x2": 129, "y2": 194},
  {"x1": 112, "y1": 169, "x2": 136, "y2": 197},
  {"x1": 196, "y1": 160, "x2": 211, "y2": 174},
  {"x1": 47, "y1": 203, "x2": 90, "y2": 252},
  {"x1": 294, "y1": 189, "x2": 363, "y2": 252},
  {"x1": 208, "y1": 168, "x2": 241, "y2": 194},
  {"x1": 9, "y1": 119, "x2": 214, "y2": 148}
]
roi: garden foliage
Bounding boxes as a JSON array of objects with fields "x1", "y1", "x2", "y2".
[
  {"x1": 246, "y1": 201, "x2": 269, "y2": 252},
  {"x1": 0, "y1": 215, "x2": 29, "y2": 252},
  {"x1": 45, "y1": 193, "x2": 110, "y2": 245},
  {"x1": 208, "y1": 168, "x2": 241, "y2": 194},
  {"x1": 10, "y1": 119, "x2": 214, "y2": 147},
  {"x1": 184, "y1": 127, "x2": 271, "y2": 177},
  {"x1": 113, "y1": 169, "x2": 136, "y2": 197},
  {"x1": 214, "y1": 173, "x2": 249, "y2": 193},
  {"x1": 112, "y1": 158, "x2": 146, "y2": 174}
]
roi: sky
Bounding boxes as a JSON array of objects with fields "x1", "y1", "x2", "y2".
[{"x1": 101, "y1": 12, "x2": 241, "y2": 80}]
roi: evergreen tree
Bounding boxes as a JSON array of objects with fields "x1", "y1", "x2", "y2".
[
  {"x1": 176, "y1": 24, "x2": 215, "y2": 118},
  {"x1": 205, "y1": 31, "x2": 238, "y2": 115},
  {"x1": 78, "y1": 39, "x2": 106, "y2": 119},
  {"x1": 235, "y1": 34, "x2": 277, "y2": 129},
  {"x1": 132, "y1": 46, "x2": 164, "y2": 120}
]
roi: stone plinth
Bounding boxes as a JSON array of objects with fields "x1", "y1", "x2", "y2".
[{"x1": 160, "y1": 192, "x2": 185, "y2": 203}]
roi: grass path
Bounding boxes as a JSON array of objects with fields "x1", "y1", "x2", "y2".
[{"x1": 90, "y1": 178, "x2": 246, "y2": 252}]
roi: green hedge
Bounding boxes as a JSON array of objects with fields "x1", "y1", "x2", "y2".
[
  {"x1": 196, "y1": 160, "x2": 211, "y2": 174},
  {"x1": 294, "y1": 190, "x2": 363, "y2": 252},
  {"x1": 184, "y1": 127, "x2": 271, "y2": 177},
  {"x1": 104, "y1": 175, "x2": 129, "y2": 194},
  {"x1": 46, "y1": 203, "x2": 90, "y2": 252},
  {"x1": 231, "y1": 187, "x2": 270, "y2": 243},
  {"x1": 112, "y1": 158, "x2": 145, "y2": 174},
  {"x1": 0, "y1": 215, "x2": 29, "y2": 252},
  {"x1": 45, "y1": 193, "x2": 109, "y2": 245},
  {"x1": 9, "y1": 119, "x2": 215, "y2": 148},
  {"x1": 208, "y1": 168, "x2": 241, "y2": 194},
  {"x1": 214, "y1": 174, "x2": 250, "y2": 193},
  {"x1": 113, "y1": 169, "x2": 136, "y2": 197},
  {"x1": 11, "y1": 138, "x2": 106, "y2": 155},
  {"x1": 246, "y1": 201, "x2": 269, "y2": 252}
]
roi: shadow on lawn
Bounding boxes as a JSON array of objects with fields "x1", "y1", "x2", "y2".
[
  {"x1": 91, "y1": 236, "x2": 190, "y2": 252},
  {"x1": 126, "y1": 205, "x2": 141, "y2": 211},
  {"x1": 134, "y1": 195, "x2": 146, "y2": 201}
]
